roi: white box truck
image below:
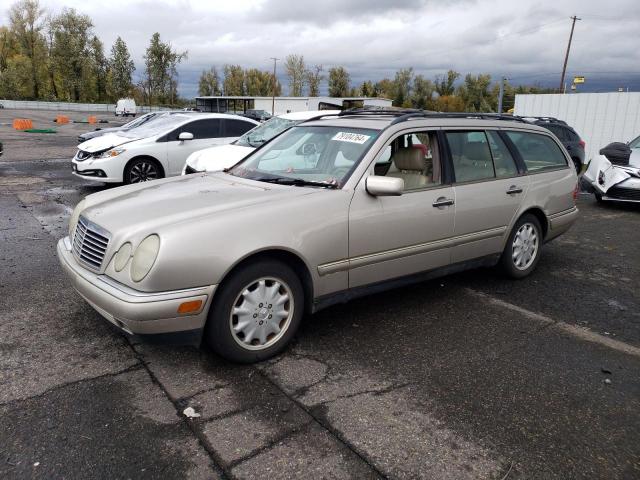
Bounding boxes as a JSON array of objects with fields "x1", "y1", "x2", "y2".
[{"x1": 115, "y1": 98, "x2": 136, "y2": 117}]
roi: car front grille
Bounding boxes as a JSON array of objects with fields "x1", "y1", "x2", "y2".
[
  {"x1": 606, "y1": 186, "x2": 640, "y2": 201},
  {"x1": 76, "y1": 150, "x2": 92, "y2": 161},
  {"x1": 72, "y1": 216, "x2": 110, "y2": 270}
]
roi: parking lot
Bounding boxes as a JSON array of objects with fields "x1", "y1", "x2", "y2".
[{"x1": 1, "y1": 110, "x2": 639, "y2": 479}]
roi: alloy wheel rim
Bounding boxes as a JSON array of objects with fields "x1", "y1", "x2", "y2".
[
  {"x1": 130, "y1": 162, "x2": 158, "y2": 183},
  {"x1": 512, "y1": 223, "x2": 539, "y2": 270},
  {"x1": 229, "y1": 277, "x2": 294, "y2": 351}
]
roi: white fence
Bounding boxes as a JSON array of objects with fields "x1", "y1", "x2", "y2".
[
  {"x1": 514, "y1": 92, "x2": 640, "y2": 162},
  {"x1": 0, "y1": 99, "x2": 171, "y2": 113}
]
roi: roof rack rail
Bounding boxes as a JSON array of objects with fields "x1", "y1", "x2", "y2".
[
  {"x1": 307, "y1": 107, "x2": 532, "y2": 126},
  {"x1": 338, "y1": 107, "x2": 422, "y2": 117},
  {"x1": 389, "y1": 111, "x2": 531, "y2": 125},
  {"x1": 518, "y1": 115, "x2": 568, "y2": 125}
]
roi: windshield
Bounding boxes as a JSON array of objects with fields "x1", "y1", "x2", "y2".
[
  {"x1": 629, "y1": 135, "x2": 640, "y2": 149},
  {"x1": 235, "y1": 116, "x2": 299, "y2": 148},
  {"x1": 122, "y1": 113, "x2": 154, "y2": 130},
  {"x1": 229, "y1": 125, "x2": 379, "y2": 188},
  {"x1": 120, "y1": 114, "x2": 186, "y2": 139}
]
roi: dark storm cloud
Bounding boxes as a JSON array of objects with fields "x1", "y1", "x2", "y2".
[{"x1": 9, "y1": 0, "x2": 639, "y2": 97}]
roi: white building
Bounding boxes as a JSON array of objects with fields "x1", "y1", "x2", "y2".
[
  {"x1": 195, "y1": 96, "x2": 392, "y2": 116},
  {"x1": 514, "y1": 92, "x2": 640, "y2": 162}
]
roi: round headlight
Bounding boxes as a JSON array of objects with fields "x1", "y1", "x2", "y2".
[
  {"x1": 113, "y1": 242, "x2": 132, "y2": 272},
  {"x1": 130, "y1": 235, "x2": 160, "y2": 282},
  {"x1": 68, "y1": 199, "x2": 86, "y2": 237}
]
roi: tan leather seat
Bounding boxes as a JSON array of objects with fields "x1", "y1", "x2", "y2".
[{"x1": 387, "y1": 147, "x2": 430, "y2": 190}]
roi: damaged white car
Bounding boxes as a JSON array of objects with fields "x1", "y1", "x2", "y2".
[{"x1": 582, "y1": 138, "x2": 640, "y2": 203}]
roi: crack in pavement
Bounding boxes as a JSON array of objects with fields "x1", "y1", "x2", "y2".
[
  {"x1": 126, "y1": 340, "x2": 229, "y2": 480},
  {"x1": 253, "y1": 365, "x2": 388, "y2": 479},
  {"x1": 0, "y1": 363, "x2": 144, "y2": 408}
]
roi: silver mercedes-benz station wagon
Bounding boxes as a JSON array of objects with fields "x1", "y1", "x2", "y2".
[{"x1": 58, "y1": 110, "x2": 579, "y2": 362}]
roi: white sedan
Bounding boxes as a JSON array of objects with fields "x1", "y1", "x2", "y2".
[
  {"x1": 182, "y1": 110, "x2": 340, "y2": 174},
  {"x1": 73, "y1": 113, "x2": 259, "y2": 184}
]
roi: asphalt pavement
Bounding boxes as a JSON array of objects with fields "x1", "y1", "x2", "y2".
[{"x1": 1, "y1": 124, "x2": 639, "y2": 479}]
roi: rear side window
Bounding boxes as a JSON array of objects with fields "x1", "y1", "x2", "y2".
[
  {"x1": 446, "y1": 131, "x2": 494, "y2": 182},
  {"x1": 486, "y1": 131, "x2": 518, "y2": 178},
  {"x1": 505, "y1": 131, "x2": 568, "y2": 172},
  {"x1": 225, "y1": 119, "x2": 256, "y2": 137}
]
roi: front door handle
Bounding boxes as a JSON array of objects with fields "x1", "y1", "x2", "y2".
[
  {"x1": 432, "y1": 197, "x2": 455, "y2": 208},
  {"x1": 506, "y1": 186, "x2": 523, "y2": 195}
]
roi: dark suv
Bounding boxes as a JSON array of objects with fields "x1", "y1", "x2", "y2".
[{"x1": 520, "y1": 117, "x2": 585, "y2": 174}]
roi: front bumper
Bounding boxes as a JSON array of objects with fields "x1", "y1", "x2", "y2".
[
  {"x1": 72, "y1": 155, "x2": 124, "y2": 183},
  {"x1": 57, "y1": 237, "x2": 216, "y2": 344}
]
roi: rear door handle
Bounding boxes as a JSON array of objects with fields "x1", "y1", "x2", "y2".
[
  {"x1": 432, "y1": 197, "x2": 455, "y2": 208},
  {"x1": 506, "y1": 186, "x2": 523, "y2": 195}
]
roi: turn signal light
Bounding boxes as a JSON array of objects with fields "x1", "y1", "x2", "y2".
[{"x1": 177, "y1": 300, "x2": 203, "y2": 314}]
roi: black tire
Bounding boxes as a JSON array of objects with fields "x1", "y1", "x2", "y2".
[
  {"x1": 500, "y1": 214, "x2": 543, "y2": 279},
  {"x1": 205, "y1": 260, "x2": 304, "y2": 363},
  {"x1": 123, "y1": 157, "x2": 163, "y2": 184},
  {"x1": 594, "y1": 192, "x2": 604, "y2": 203}
]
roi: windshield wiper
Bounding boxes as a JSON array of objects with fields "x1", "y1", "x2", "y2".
[{"x1": 256, "y1": 176, "x2": 338, "y2": 189}]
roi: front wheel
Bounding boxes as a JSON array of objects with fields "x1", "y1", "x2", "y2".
[
  {"x1": 205, "y1": 260, "x2": 304, "y2": 363},
  {"x1": 123, "y1": 158, "x2": 163, "y2": 184},
  {"x1": 500, "y1": 214, "x2": 543, "y2": 279}
]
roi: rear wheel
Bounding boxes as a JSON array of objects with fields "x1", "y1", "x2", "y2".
[
  {"x1": 500, "y1": 214, "x2": 543, "y2": 279},
  {"x1": 124, "y1": 158, "x2": 163, "y2": 184},
  {"x1": 205, "y1": 260, "x2": 304, "y2": 363}
]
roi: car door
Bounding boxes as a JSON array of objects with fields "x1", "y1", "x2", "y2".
[
  {"x1": 348, "y1": 129, "x2": 455, "y2": 288},
  {"x1": 445, "y1": 129, "x2": 528, "y2": 263},
  {"x1": 165, "y1": 119, "x2": 222, "y2": 175}
]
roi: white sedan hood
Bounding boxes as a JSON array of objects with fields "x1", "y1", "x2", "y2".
[
  {"x1": 78, "y1": 132, "x2": 138, "y2": 153},
  {"x1": 186, "y1": 144, "x2": 255, "y2": 172}
]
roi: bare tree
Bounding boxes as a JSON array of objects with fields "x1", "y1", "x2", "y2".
[
  {"x1": 284, "y1": 54, "x2": 305, "y2": 96},
  {"x1": 306, "y1": 64, "x2": 323, "y2": 96}
]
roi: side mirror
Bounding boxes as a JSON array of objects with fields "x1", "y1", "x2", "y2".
[
  {"x1": 366, "y1": 176, "x2": 404, "y2": 196},
  {"x1": 178, "y1": 132, "x2": 194, "y2": 141},
  {"x1": 302, "y1": 143, "x2": 317, "y2": 156}
]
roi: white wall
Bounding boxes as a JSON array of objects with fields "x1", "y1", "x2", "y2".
[
  {"x1": 254, "y1": 98, "x2": 309, "y2": 116},
  {"x1": 0, "y1": 99, "x2": 171, "y2": 113},
  {"x1": 514, "y1": 92, "x2": 640, "y2": 162}
]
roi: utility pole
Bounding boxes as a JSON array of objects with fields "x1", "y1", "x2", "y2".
[
  {"x1": 497, "y1": 77, "x2": 507, "y2": 114},
  {"x1": 270, "y1": 57, "x2": 279, "y2": 115},
  {"x1": 559, "y1": 16, "x2": 581, "y2": 93}
]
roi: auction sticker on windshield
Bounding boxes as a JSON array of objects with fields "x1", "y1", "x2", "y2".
[{"x1": 332, "y1": 132, "x2": 371, "y2": 144}]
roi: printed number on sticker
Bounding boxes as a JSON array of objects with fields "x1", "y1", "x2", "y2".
[{"x1": 332, "y1": 132, "x2": 371, "y2": 144}]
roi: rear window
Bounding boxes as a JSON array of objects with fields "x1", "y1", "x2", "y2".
[{"x1": 505, "y1": 131, "x2": 568, "y2": 172}]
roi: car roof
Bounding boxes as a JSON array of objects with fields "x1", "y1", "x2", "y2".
[{"x1": 278, "y1": 110, "x2": 341, "y2": 121}]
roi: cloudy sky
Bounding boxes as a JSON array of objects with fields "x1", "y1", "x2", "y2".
[{"x1": 2, "y1": 0, "x2": 639, "y2": 97}]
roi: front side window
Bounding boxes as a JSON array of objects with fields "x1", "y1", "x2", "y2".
[
  {"x1": 229, "y1": 125, "x2": 379, "y2": 188},
  {"x1": 506, "y1": 131, "x2": 568, "y2": 172},
  {"x1": 181, "y1": 119, "x2": 222, "y2": 139},
  {"x1": 374, "y1": 131, "x2": 442, "y2": 191},
  {"x1": 446, "y1": 131, "x2": 494, "y2": 182}
]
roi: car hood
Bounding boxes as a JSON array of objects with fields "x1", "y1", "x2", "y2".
[
  {"x1": 82, "y1": 173, "x2": 316, "y2": 235},
  {"x1": 186, "y1": 144, "x2": 255, "y2": 172},
  {"x1": 78, "y1": 132, "x2": 139, "y2": 153}
]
